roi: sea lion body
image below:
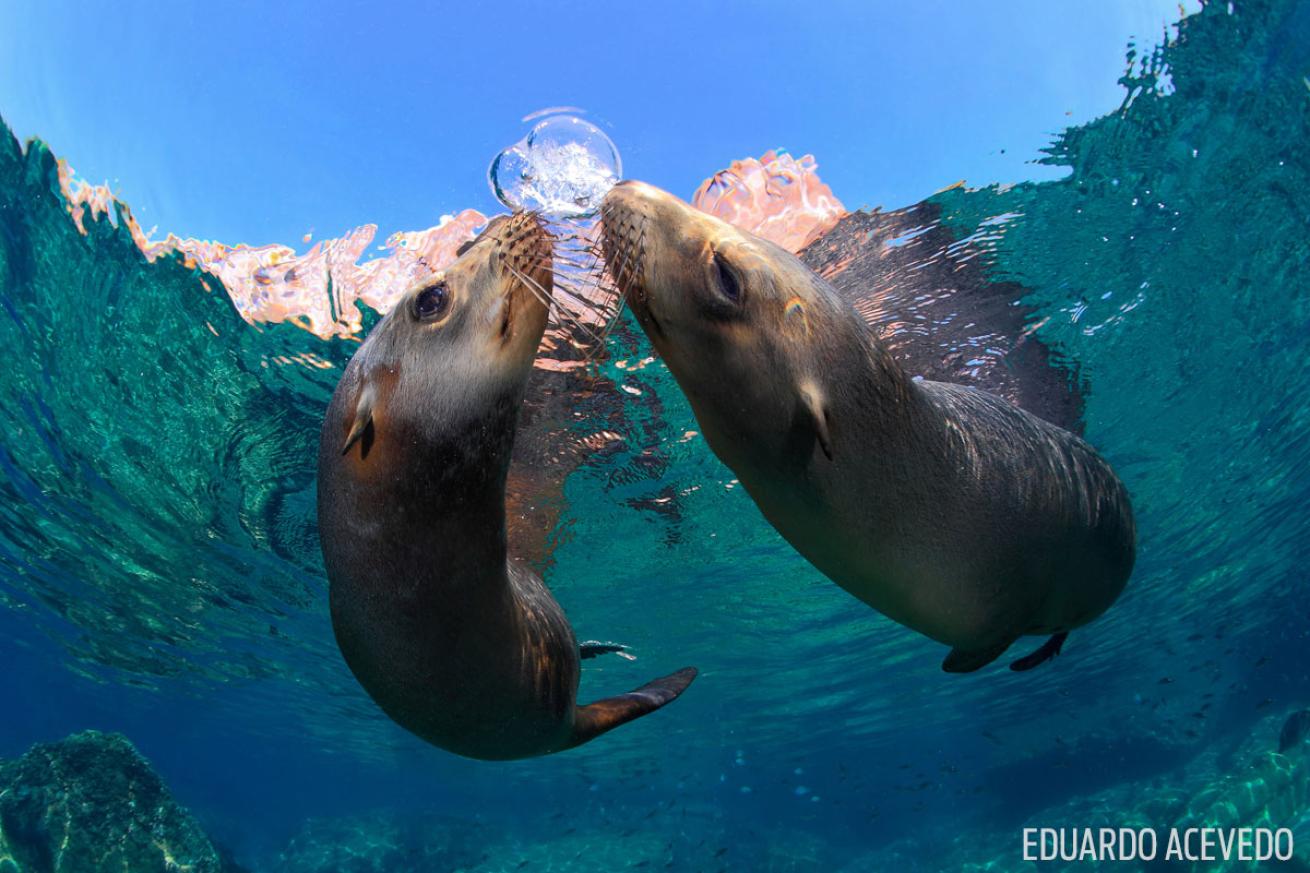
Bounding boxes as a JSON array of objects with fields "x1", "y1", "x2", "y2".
[
  {"x1": 318, "y1": 212, "x2": 694, "y2": 759},
  {"x1": 601, "y1": 181, "x2": 1134, "y2": 671}
]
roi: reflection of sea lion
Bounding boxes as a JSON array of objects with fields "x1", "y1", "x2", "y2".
[
  {"x1": 601, "y1": 181, "x2": 1135, "y2": 672},
  {"x1": 317, "y1": 212, "x2": 695, "y2": 759}
]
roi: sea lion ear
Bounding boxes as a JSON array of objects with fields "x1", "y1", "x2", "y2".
[
  {"x1": 799, "y1": 382, "x2": 833, "y2": 461},
  {"x1": 341, "y1": 380, "x2": 377, "y2": 457}
]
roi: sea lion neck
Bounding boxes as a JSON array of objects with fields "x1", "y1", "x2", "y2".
[{"x1": 382, "y1": 396, "x2": 525, "y2": 590}]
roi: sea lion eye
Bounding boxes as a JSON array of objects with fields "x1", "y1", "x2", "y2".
[
  {"x1": 713, "y1": 252, "x2": 742, "y2": 303},
  {"x1": 413, "y1": 282, "x2": 452, "y2": 321}
]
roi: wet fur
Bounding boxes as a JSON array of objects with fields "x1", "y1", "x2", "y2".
[
  {"x1": 317, "y1": 213, "x2": 694, "y2": 759},
  {"x1": 602, "y1": 182, "x2": 1135, "y2": 672}
]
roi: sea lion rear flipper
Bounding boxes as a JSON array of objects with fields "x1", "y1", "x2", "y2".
[
  {"x1": 567, "y1": 667, "x2": 697, "y2": 749},
  {"x1": 579, "y1": 640, "x2": 634, "y2": 661},
  {"x1": 942, "y1": 641, "x2": 1012, "y2": 673},
  {"x1": 1009, "y1": 632, "x2": 1069, "y2": 672}
]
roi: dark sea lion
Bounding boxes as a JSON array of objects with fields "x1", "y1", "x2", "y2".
[
  {"x1": 317, "y1": 211, "x2": 695, "y2": 759},
  {"x1": 600, "y1": 181, "x2": 1135, "y2": 672}
]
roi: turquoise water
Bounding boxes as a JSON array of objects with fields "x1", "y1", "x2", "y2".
[{"x1": 0, "y1": 1, "x2": 1307, "y2": 870}]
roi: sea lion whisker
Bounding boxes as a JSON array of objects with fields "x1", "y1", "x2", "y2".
[
  {"x1": 502, "y1": 261, "x2": 556, "y2": 311},
  {"x1": 587, "y1": 287, "x2": 627, "y2": 360},
  {"x1": 554, "y1": 285, "x2": 608, "y2": 317},
  {"x1": 558, "y1": 246, "x2": 625, "y2": 337},
  {"x1": 504, "y1": 262, "x2": 607, "y2": 347},
  {"x1": 542, "y1": 253, "x2": 610, "y2": 309},
  {"x1": 604, "y1": 219, "x2": 643, "y2": 297},
  {"x1": 497, "y1": 214, "x2": 553, "y2": 254},
  {"x1": 610, "y1": 214, "x2": 646, "y2": 282},
  {"x1": 505, "y1": 260, "x2": 591, "y2": 343},
  {"x1": 552, "y1": 257, "x2": 621, "y2": 319}
]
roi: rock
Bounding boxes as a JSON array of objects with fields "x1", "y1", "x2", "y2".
[
  {"x1": 0, "y1": 730, "x2": 223, "y2": 873},
  {"x1": 274, "y1": 811, "x2": 490, "y2": 873}
]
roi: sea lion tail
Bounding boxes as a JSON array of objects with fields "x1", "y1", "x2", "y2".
[{"x1": 567, "y1": 667, "x2": 698, "y2": 749}]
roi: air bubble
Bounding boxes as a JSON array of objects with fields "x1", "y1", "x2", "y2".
[{"x1": 488, "y1": 114, "x2": 621, "y2": 219}]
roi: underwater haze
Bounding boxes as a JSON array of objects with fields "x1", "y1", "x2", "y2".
[{"x1": 0, "y1": 1, "x2": 1309, "y2": 871}]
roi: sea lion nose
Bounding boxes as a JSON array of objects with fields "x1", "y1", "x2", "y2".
[
  {"x1": 607, "y1": 179, "x2": 660, "y2": 202},
  {"x1": 603, "y1": 181, "x2": 666, "y2": 228}
]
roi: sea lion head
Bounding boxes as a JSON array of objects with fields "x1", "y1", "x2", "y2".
[
  {"x1": 601, "y1": 181, "x2": 866, "y2": 470},
  {"x1": 331, "y1": 211, "x2": 554, "y2": 468}
]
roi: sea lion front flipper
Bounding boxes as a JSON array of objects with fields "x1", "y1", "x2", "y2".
[
  {"x1": 942, "y1": 641, "x2": 1013, "y2": 673},
  {"x1": 798, "y1": 381, "x2": 833, "y2": 460},
  {"x1": 579, "y1": 640, "x2": 635, "y2": 661},
  {"x1": 340, "y1": 381, "x2": 377, "y2": 457},
  {"x1": 567, "y1": 667, "x2": 698, "y2": 749},
  {"x1": 1009, "y1": 632, "x2": 1069, "y2": 672}
]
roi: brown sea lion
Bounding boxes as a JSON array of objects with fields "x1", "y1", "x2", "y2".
[
  {"x1": 600, "y1": 181, "x2": 1135, "y2": 672},
  {"x1": 495, "y1": 166, "x2": 1091, "y2": 575},
  {"x1": 317, "y1": 212, "x2": 695, "y2": 759}
]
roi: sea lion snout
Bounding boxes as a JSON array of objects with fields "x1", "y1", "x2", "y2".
[
  {"x1": 402, "y1": 211, "x2": 553, "y2": 365},
  {"x1": 601, "y1": 183, "x2": 745, "y2": 335},
  {"x1": 600, "y1": 184, "x2": 653, "y2": 302},
  {"x1": 602, "y1": 182, "x2": 820, "y2": 328}
]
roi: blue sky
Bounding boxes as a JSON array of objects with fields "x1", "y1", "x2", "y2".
[{"x1": 0, "y1": 1, "x2": 1193, "y2": 247}]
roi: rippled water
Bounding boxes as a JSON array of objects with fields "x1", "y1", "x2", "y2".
[{"x1": 1, "y1": 1, "x2": 1308, "y2": 869}]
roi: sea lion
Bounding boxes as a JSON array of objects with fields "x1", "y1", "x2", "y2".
[
  {"x1": 600, "y1": 181, "x2": 1135, "y2": 672},
  {"x1": 492, "y1": 163, "x2": 1092, "y2": 575},
  {"x1": 317, "y1": 211, "x2": 695, "y2": 759}
]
